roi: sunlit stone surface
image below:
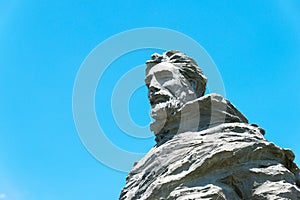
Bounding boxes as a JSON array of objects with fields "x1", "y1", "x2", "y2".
[{"x1": 120, "y1": 50, "x2": 300, "y2": 200}]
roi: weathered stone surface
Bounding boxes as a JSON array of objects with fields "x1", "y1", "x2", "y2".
[
  {"x1": 119, "y1": 50, "x2": 300, "y2": 199},
  {"x1": 120, "y1": 123, "x2": 300, "y2": 199}
]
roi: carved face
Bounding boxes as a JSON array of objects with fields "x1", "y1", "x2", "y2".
[{"x1": 145, "y1": 62, "x2": 197, "y2": 110}]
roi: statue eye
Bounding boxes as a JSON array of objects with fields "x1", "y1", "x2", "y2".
[{"x1": 189, "y1": 79, "x2": 197, "y2": 91}]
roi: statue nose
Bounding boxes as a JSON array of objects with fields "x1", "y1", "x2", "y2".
[
  {"x1": 148, "y1": 80, "x2": 160, "y2": 98},
  {"x1": 148, "y1": 77, "x2": 161, "y2": 95}
]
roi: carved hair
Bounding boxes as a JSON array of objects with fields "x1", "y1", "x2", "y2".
[{"x1": 146, "y1": 50, "x2": 207, "y2": 97}]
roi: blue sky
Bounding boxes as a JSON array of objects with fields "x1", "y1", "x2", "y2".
[{"x1": 1, "y1": 1, "x2": 300, "y2": 199}]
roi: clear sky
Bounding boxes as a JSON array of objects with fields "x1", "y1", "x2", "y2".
[{"x1": 1, "y1": 1, "x2": 300, "y2": 200}]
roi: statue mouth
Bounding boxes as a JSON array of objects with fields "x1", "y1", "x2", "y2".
[{"x1": 150, "y1": 94, "x2": 170, "y2": 106}]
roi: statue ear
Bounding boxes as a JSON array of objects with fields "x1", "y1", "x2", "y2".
[
  {"x1": 179, "y1": 68, "x2": 197, "y2": 92},
  {"x1": 188, "y1": 79, "x2": 197, "y2": 92}
]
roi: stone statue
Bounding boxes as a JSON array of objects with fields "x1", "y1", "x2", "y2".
[
  {"x1": 145, "y1": 50, "x2": 248, "y2": 144},
  {"x1": 120, "y1": 50, "x2": 300, "y2": 199}
]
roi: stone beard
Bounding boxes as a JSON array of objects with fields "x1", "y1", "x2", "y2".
[{"x1": 120, "y1": 50, "x2": 300, "y2": 200}]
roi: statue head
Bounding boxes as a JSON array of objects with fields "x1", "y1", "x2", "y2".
[
  {"x1": 146, "y1": 50, "x2": 207, "y2": 98},
  {"x1": 145, "y1": 50, "x2": 207, "y2": 136}
]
